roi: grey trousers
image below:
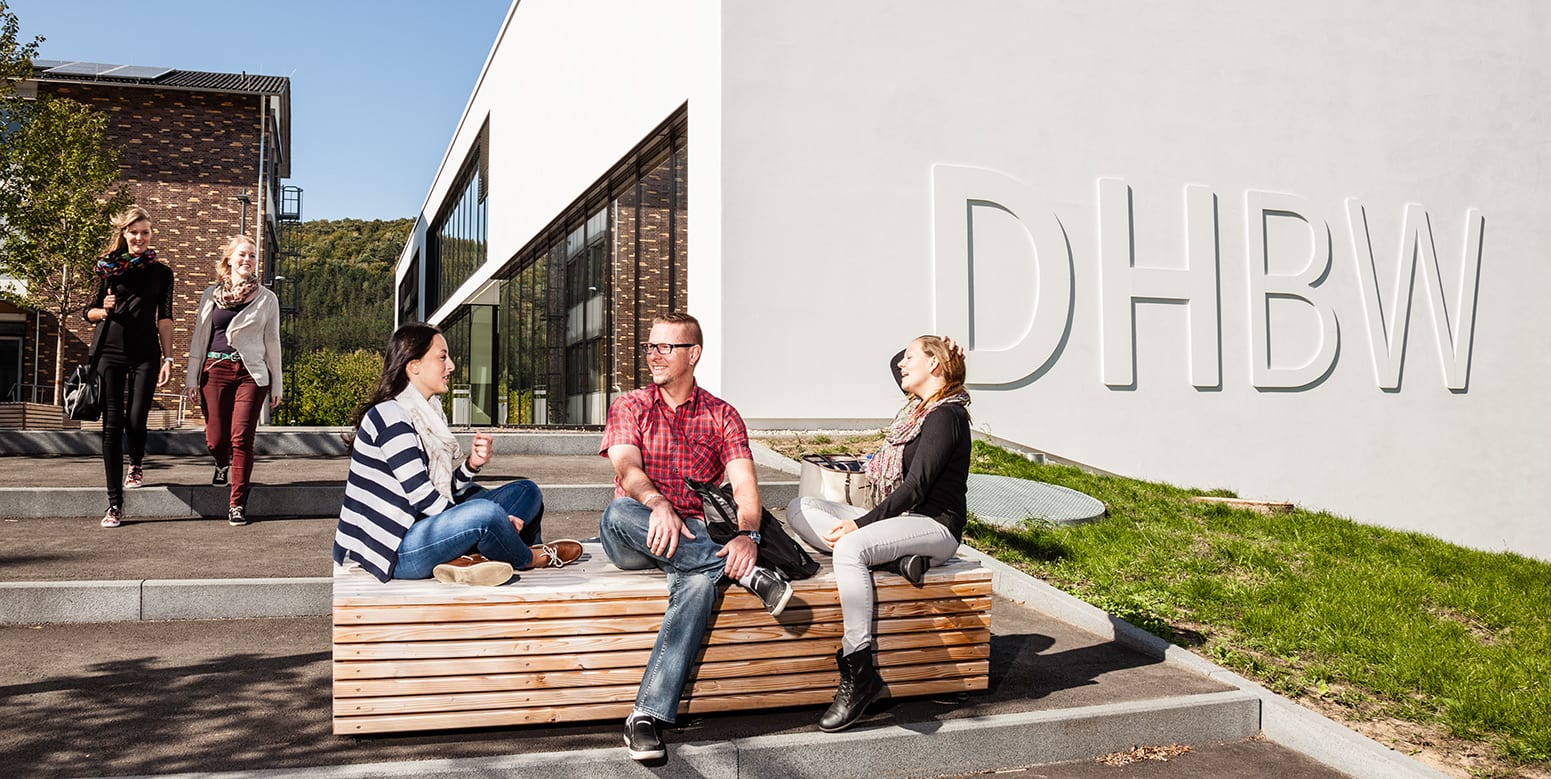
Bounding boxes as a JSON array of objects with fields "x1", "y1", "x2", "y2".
[{"x1": 786, "y1": 496, "x2": 961, "y2": 654}]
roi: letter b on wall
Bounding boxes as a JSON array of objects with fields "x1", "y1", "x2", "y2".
[{"x1": 932, "y1": 165, "x2": 1073, "y2": 386}]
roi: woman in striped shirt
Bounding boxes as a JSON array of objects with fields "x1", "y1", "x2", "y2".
[{"x1": 332, "y1": 323, "x2": 578, "y2": 585}]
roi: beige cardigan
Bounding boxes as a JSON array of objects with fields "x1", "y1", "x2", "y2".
[{"x1": 183, "y1": 284, "x2": 284, "y2": 398}]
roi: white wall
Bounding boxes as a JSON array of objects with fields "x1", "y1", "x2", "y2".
[{"x1": 717, "y1": 1, "x2": 1551, "y2": 558}]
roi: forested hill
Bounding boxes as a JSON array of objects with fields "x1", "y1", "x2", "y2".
[{"x1": 281, "y1": 218, "x2": 411, "y2": 353}]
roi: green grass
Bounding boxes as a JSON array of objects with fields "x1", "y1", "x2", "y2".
[{"x1": 964, "y1": 442, "x2": 1551, "y2": 769}]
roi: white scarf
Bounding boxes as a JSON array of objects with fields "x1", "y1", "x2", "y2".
[{"x1": 394, "y1": 385, "x2": 461, "y2": 501}]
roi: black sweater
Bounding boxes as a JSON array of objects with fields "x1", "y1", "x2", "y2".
[
  {"x1": 855, "y1": 349, "x2": 971, "y2": 539},
  {"x1": 85, "y1": 262, "x2": 174, "y2": 364}
]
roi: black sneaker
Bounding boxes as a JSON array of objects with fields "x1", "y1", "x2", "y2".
[
  {"x1": 623, "y1": 715, "x2": 665, "y2": 761},
  {"x1": 227, "y1": 505, "x2": 248, "y2": 526},
  {"x1": 747, "y1": 567, "x2": 793, "y2": 617},
  {"x1": 896, "y1": 554, "x2": 929, "y2": 586},
  {"x1": 213, "y1": 466, "x2": 230, "y2": 486}
]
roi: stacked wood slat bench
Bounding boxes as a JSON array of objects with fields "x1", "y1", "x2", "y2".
[{"x1": 332, "y1": 543, "x2": 992, "y2": 735}]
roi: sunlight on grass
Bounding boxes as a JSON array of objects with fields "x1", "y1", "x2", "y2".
[{"x1": 962, "y1": 441, "x2": 1551, "y2": 770}]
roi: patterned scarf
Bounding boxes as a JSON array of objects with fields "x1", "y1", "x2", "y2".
[
  {"x1": 865, "y1": 390, "x2": 972, "y2": 499},
  {"x1": 214, "y1": 275, "x2": 259, "y2": 309},
  {"x1": 394, "y1": 385, "x2": 462, "y2": 502},
  {"x1": 95, "y1": 248, "x2": 158, "y2": 279}
]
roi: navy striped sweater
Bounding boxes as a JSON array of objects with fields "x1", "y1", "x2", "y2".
[{"x1": 332, "y1": 400, "x2": 476, "y2": 582}]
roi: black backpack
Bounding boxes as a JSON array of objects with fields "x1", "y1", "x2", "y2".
[{"x1": 685, "y1": 477, "x2": 821, "y2": 580}]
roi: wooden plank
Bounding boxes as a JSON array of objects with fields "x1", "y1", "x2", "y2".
[
  {"x1": 333, "y1": 613, "x2": 989, "y2": 661},
  {"x1": 330, "y1": 550, "x2": 992, "y2": 608},
  {"x1": 333, "y1": 677, "x2": 986, "y2": 735},
  {"x1": 335, "y1": 660, "x2": 989, "y2": 717},
  {"x1": 331, "y1": 579, "x2": 990, "y2": 625},
  {"x1": 332, "y1": 629, "x2": 991, "y2": 679},
  {"x1": 335, "y1": 644, "x2": 990, "y2": 698},
  {"x1": 333, "y1": 596, "x2": 990, "y2": 644}
]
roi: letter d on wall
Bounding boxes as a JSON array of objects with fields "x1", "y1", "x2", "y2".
[{"x1": 932, "y1": 164, "x2": 1073, "y2": 386}]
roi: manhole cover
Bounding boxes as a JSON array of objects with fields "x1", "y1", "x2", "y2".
[{"x1": 966, "y1": 473, "x2": 1106, "y2": 527}]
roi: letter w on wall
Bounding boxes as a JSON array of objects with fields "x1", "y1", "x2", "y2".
[{"x1": 1346, "y1": 201, "x2": 1485, "y2": 391}]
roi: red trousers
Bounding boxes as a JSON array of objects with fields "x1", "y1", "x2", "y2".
[{"x1": 199, "y1": 357, "x2": 269, "y2": 509}]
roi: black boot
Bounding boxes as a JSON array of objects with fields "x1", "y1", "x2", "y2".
[
  {"x1": 871, "y1": 555, "x2": 930, "y2": 586},
  {"x1": 819, "y1": 644, "x2": 885, "y2": 732}
]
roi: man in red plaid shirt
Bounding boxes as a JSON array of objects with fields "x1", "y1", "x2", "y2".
[{"x1": 598, "y1": 311, "x2": 792, "y2": 762}]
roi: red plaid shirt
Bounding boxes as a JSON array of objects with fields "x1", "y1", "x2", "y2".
[{"x1": 600, "y1": 383, "x2": 754, "y2": 518}]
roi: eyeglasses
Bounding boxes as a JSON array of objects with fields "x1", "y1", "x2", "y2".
[{"x1": 640, "y1": 342, "x2": 697, "y2": 355}]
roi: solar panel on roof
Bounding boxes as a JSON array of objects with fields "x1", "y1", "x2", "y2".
[
  {"x1": 103, "y1": 65, "x2": 173, "y2": 79},
  {"x1": 44, "y1": 61, "x2": 119, "y2": 76},
  {"x1": 31, "y1": 59, "x2": 69, "y2": 69}
]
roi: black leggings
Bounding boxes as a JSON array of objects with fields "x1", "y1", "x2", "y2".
[{"x1": 99, "y1": 358, "x2": 159, "y2": 509}]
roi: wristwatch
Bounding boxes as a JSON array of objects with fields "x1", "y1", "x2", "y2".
[{"x1": 737, "y1": 529, "x2": 762, "y2": 544}]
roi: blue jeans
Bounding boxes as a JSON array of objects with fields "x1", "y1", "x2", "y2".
[
  {"x1": 393, "y1": 479, "x2": 545, "y2": 579},
  {"x1": 599, "y1": 497, "x2": 727, "y2": 723}
]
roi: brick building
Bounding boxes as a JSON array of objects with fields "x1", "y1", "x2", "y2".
[{"x1": 1, "y1": 60, "x2": 293, "y2": 407}]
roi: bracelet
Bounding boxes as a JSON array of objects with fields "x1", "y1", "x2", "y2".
[
  {"x1": 642, "y1": 492, "x2": 663, "y2": 506},
  {"x1": 162, "y1": 357, "x2": 176, "y2": 364}
]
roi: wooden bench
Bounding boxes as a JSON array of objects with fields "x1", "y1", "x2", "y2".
[{"x1": 332, "y1": 543, "x2": 992, "y2": 735}]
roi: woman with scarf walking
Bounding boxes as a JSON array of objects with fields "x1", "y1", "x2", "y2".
[
  {"x1": 332, "y1": 323, "x2": 580, "y2": 586},
  {"x1": 185, "y1": 235, "x2": 283, "y2": 526},
  {"x1": 84, "y1": 205, "x2": 176, "y2": 528},
  {"x1": 786, "y1": 335, "x2": 971, "y2": 732}
]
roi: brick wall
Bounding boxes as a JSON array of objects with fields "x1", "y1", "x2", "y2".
[{"x1": 25, "y1": 82, "x2": 276, "y2": 403}]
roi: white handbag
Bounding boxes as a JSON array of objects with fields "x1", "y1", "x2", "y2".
[{"x1": 798, "y1": 454, "x2": 878, "y2": 509}]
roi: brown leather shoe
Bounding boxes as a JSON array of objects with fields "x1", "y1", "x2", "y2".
[
  {"x1": 526, "y1": 540, "x2": 584, "y2": 569},
  {"x1": 432, "y1": 553, "x2": 515, "y2": 586}
]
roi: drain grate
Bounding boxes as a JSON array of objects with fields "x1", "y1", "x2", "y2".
[{"x1": 966, "y1": 473, "x2": 1106, "y2": 527}]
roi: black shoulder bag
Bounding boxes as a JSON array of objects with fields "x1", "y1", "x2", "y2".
[
  {"x1": 63, "y1": 319, "x2": 106, "y2": 421},
  {"x1": 685, "y1": 477, "x2": 821, "y2": 580}
]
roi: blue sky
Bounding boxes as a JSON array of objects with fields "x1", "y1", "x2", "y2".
[{"x1": 6, "y1": 0, "x2": 511, "y2": 222}]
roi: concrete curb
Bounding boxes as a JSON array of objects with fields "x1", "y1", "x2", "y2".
[
  {"x1": 955, "y1": 546, "x2": 1447, "y2": 779},
  {"x1": 110, "y1": 691, "x2": 1262, "y2": 779},
  {"x1": 0, "y1": 428, "x2": 605, "y2": 457},
  {"x1": 0, "y1": 481, "x2": 801, "y2": 519},
  {"x1": 0, "y1": 577, "x2": 332, "y2": 624}
]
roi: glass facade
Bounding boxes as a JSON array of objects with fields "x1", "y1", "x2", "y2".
[
  {"x1": 427, "y1": 109, "x2": 687, "y2": 427},
  {"x1": 399, "y1": 250, "x2": 420, "y2": 324},
  {"x1": 427, "y1": 157, "x2": 486, "y2": 316},
  {"x1": 486, "y1": 108, "x2": 689, "y2": 426}
]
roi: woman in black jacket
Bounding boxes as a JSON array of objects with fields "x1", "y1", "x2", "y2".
[
  {"x1": 83, "y1": 205, "x2": 176, "y2": 528},
  {"x1": 786, "y1": 335, "x2": 971, "y2": 732}
]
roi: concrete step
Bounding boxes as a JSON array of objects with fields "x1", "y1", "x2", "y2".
[
  {"x1": 0, "y1": 480, "x2": 800, "y2": 519},
  {"x1": 0, "y1": 427, "x2": 605, "y2": 457}
]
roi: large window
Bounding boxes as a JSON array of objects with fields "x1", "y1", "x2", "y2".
[
  {"x1": 398, "y1": 250, "x2": 420, "y2": 325},
  {"x1": 426, "y1": 132, "x2": 487, "y2": 316}
]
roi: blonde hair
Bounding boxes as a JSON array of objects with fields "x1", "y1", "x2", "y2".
[
  {"x1": 914, "y1": 335, "x2": 967, "y2": 407},
  {"x1": 217, "y1": 235, "x2": 258, "y2": 279},
  {"x1": 100, "y1": 205, "x2": 152, "y2": 257}
]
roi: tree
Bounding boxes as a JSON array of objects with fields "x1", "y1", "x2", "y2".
[
  {"x1": 0, "y1": 1, "x2": 40, "y2": 94},
  {"x1": 275, "y1": 347, "x2": 381, "y2": 426},
  {"x1": 0, "y1": 95, "x2": 133, "y2": 402}
]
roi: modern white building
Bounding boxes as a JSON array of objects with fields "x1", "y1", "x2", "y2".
[{"x1": 397, "y1": 0, "x2": 1551, "y2": 560}]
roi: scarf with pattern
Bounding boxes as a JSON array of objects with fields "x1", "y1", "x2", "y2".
[
  {"x1": 214, "y1": 274, "x2": 259, "y2": 309},
  {"x1": 864, "y1": 390, "x2": 972, "y2": 499},
  {"x1": 95, "y1": 248, "x2": 158, "y2": 279},
  {"x1": 394, "y1": 384, "x2": 461, "y2": 502}
]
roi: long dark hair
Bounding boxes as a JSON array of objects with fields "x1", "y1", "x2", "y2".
[{"x1": 350, "y1": 323, "x2": 442, "y2": 435}]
